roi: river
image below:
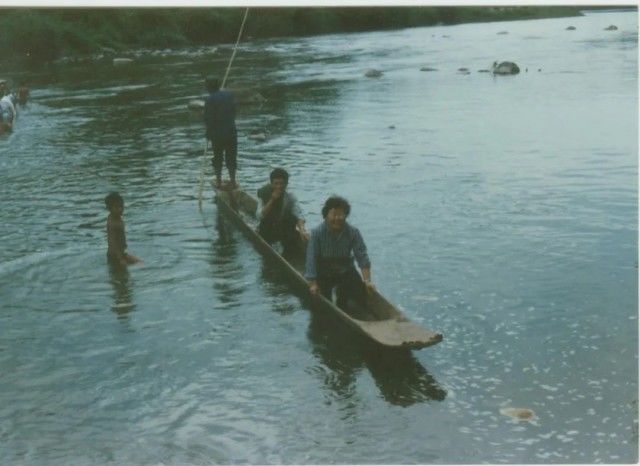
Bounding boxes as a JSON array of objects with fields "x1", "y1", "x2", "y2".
[{"x1": 0, "y1": 8, "x2": 637, "y2": 465}]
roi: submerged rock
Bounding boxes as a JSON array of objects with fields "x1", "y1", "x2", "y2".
[
  {"x1": 365, "y1": 69, "x2": 383, "y2": 78},
  {"x1": 186, "y1": 89, "x2": 265, "y2": 110},
  {"x1": 248, "y1": 132, "x2": 267, "y2": 141},
  {"x1": 187, "y1": 99, "x2": 204, "y2": 111},
  {"x1": 420, "y1": 67, "x2": 438, "y2": 72},
  {"x1": 604, "y1": 25, "x2": 618, "y2": 31},
  {"x1": 566, "y1": 26, "x2": 576, "y2": 30},
  {"x1": 113, "y1": 58, "x2": 133, "y2": 66},
  {"x1": 231, "y1": 88, "x2": 266, "y2": 104},
  {"x1": 500, "y1": 407, "x2": 536, "y2": 421}
]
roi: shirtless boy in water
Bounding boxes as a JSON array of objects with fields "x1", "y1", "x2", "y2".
[{"x1": 105, "y1": 192, "x2": 141, "y2": 266}]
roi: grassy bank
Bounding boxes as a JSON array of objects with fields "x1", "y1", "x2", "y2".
[{"x1": 0, "y1": 6, "x2": 587, "y2": 63}]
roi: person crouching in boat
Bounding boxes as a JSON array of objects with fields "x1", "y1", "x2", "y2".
[
  {"x1": 257, "y1": 168, "x2": 309, "y2": 255},
  {"x1": 305, "y1": 196, "x2": 375, "y2": 311}
]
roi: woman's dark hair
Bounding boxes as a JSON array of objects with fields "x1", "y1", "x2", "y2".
[
  {"x1": 270, "y1": 167, "x2": 289, "y2": 184},
  {"x1": 321, "y1": 196, "x2": 351, "y2": 218},
  {"x1": 105, "y1": 192, "x2": 124, "y2": 210}
]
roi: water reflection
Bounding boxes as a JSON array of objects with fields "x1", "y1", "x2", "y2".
[
  {"x1": 307, "y1": 310, "x2": 446, "y2": 407},
  {"x1": 210, "y1": 211, "x2": 244, "y2": 307},
  {"x1": 259, "y1": 253, "x2": 446, "y2": 407},
  {"x1": 108, "y1": 261, "x2": 135, "y2": 318}
]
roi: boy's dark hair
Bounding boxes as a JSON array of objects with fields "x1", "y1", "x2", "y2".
[
  {"x1": 205, "y1": 76, "x2": 221, "y2": 92},
  {"x1": 322, "y1": 196, "x2": 351, "y2": 218},
  {"x1": 270, "y1": 167, "x2": 289, "y2": 184},
  {"x1": 105, "y1": 192, "x2": 124, "y2": 210}
]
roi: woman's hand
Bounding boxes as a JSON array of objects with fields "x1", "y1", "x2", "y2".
[{"x1": 364, "y1": 280, "x2": 376, "y2": 293}]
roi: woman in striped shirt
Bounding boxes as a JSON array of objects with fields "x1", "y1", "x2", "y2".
[{"x1": 305, "y1": 196, "x2": 375, "y2": 311}]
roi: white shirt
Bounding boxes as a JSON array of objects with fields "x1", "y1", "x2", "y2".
[{"x1": 0, "y1": 94, "x2": 16, "y2": 123}]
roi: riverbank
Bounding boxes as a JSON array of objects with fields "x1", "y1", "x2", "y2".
[{"x1": 0, "y1": 6, "x2": 591, "y2": 65}]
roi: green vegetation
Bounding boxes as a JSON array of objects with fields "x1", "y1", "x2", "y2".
[{"x1": 0, "y1": 6, "x2": 587, "y2": 63}]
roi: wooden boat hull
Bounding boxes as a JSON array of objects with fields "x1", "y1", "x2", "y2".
[{"x1": 213, "y1": 184, "x2": 442, "y2": 350}]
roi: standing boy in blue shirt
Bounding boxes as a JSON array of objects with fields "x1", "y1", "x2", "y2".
[{"x1": 203, "y1": 76, "x2": 237, "y2": 188}]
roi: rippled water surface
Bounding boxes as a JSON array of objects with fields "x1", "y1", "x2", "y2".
[{"x1": 1, "y1": 9, "x2": 637, "y2": 464}]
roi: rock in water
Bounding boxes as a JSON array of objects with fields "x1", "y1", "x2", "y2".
[
  {"x1": 113, "y1": 58, "x2": 133, "y2": 66},
  {"x1": 231, "y1": 88, "x2": 266, "y2": 104},
  {"x1": 492, "y1": 61, "x2": 520, "y2": 75},
  {"x1": 187, "y1": 100, "x2": 205, "y2": 111},
  {"x1": 500, "y1": 407, "x2": 536, "y2": 421},
  {"x1": 365, "y1": 69, "x2": 383, "y2": 78},
  {"x1": 248, "y1": 132, "x2": 267, "y2": 141}
]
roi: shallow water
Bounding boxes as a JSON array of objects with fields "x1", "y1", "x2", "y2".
[{"x1": 0, "y1": 9, "x2": 637, "y2": 464}]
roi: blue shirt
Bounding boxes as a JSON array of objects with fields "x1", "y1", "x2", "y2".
[
  {"x1": 304, "y1": 221, "x2": 371, "y2": 280},
  {"x1": 203, "y1": 90, "x2": 236, "y2": 141}
]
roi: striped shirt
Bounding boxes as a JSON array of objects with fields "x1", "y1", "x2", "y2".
[{"x1": 304, "y1": 221, "x2": 370, "y2": 280}]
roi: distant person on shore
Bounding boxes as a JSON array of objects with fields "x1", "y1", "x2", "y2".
[
  {"x1": 257, "y1": 168, "x2": 309, "y2": 255},
  {"x1": 305, "y1": 196, "x2": 375, "y2": 310},
  {"x1": 105, "y1": 192, "x2": 141, "y2": 267},
  {"x1": 203, "y1": 76, "x2": 237, "y2": 189},
  {"x1": 0, "y1": 80, "x2": 16, "y2": 133},
  {"x1": 17, "y1": 80, "x2": 29, "y2": 106}
]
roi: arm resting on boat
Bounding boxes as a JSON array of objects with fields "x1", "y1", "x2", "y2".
[{"x1": 360, "y1": 266, "x2": 375, "y2": 291}]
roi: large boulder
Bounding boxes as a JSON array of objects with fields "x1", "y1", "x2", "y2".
[{"x1": 491, "y1": 61, "x2": 520, "y2": 75}]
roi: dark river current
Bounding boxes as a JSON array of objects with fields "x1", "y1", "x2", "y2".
[{"x1": 0, "y1": 9, "x2": 637, "y2": 465}]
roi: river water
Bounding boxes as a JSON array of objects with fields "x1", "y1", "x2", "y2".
[{"x1": 0, "y1": 8, "x2": 637, "y2": 465}]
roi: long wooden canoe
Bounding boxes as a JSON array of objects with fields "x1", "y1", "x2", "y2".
[{"x1": 213, "y1": 183, "x2": 443, "y2": 351}]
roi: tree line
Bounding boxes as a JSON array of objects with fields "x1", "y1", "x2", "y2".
[{"x1": 0, "y1": 6, "x2": 587, "y2": 63}]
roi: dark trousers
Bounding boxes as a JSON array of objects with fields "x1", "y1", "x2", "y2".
[
  {"x1": 258, "y1": 214, "x2": 299, "y2": 253},
  {"x1": 210, "y1": 135, "x2": 237, "y2": 178},
  {"x1": 318, "y1": 266, "x2": 367, "y2": 310}
]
